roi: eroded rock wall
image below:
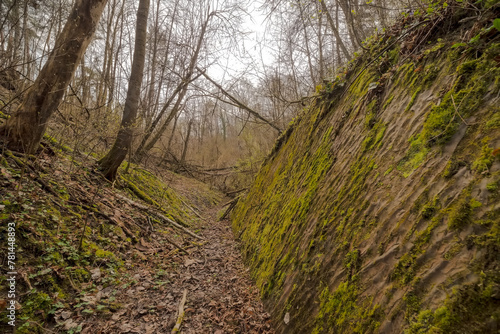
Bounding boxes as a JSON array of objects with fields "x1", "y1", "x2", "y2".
[{"x1": 232, "y1": 8, "x2": 500, "y2": 334}]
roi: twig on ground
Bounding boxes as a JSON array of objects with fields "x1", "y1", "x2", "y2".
[
  {"x1": 157, "y1": 212, "x2": 204, "y2": 240},
  {"x1": 20, "y1": 271, "x2": 33, "y2": 290},
  {"x1": 171, "y1": 289, "x2": 188, "y2": 334},
  {"x1": 164, "y1": 235, "x2": 189, "y2": 255},
  {"x1": 451, "y1": 94, "x2": 469, "y2": 125}
]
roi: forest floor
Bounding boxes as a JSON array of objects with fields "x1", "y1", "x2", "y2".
[
  {"x1": 0, "y1": 140, "x2": 273, "y2": 333},
  {"x1": 82, "y1": 208, "x2": 274, "y2": 334}
]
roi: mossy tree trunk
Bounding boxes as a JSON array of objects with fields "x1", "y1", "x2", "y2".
[
  {"x1": 98, "y1": 0, "x2": 150, "y2": 180},
  {"x1": 0, "y1": 0, "x2": 108, "y2": 154}
]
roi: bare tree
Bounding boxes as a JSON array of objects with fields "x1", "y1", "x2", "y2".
[
  {"x1": 133, "y1": 5, "x2": 215, "y2": 162},
  {"x1": 0, "y1": 0, "x2": 108, "y2": 154},
  {"x1": 98, "y1": 0, "x2": 150, "y2": 180}
]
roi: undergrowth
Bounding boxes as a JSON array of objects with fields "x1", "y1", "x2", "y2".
[{"x1": 0, "y1": 139, "x2": 204, "y2": 333}]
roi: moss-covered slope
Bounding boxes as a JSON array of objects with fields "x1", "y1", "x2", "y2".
[
  {"x1": 0, "y1": 144, "x2": 221, "y2": 333},
  {"x1": 232, "y1": 4, "x2": 500, "y2": 333}
]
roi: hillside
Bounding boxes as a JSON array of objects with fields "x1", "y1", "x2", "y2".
[
  {"x1": 232, "y1": 4, "x2": 500, "y2": 334},
  {"x1": 0, "y1": 143, "x2": 273, "y2": 333}
]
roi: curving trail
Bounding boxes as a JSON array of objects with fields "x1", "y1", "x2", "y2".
[{"x1": 81, "y1": 207, "x2": 274, "y2": 334}]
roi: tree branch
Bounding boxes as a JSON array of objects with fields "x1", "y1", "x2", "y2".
[{"x1": 196, "y1": 67, "x2": 282, "y2": 134}]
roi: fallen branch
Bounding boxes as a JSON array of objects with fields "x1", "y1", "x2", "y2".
[
  {"x1": 164, "y1": 235, "x2": 189, "y2": 255},
  {"x1": 5, "y1": 151, "x2": 60, "y2": 197},
  {"x1": 171, "y1": 289, "x2": 188, "y2": 334},
  {"x1": 219, "y1": 197, "x2": 239, "y2": 221},
  {"x1": 20, "y1": 271, "x2": 33, "y2": 291},
  {"x1": 67, "y1": 200, "x2": 138, "y2": 242},
  {"x1": 180, "y1": 198, "x2": 206, "y2": 222},
  {"x1": 156, "y1": 211, "x2": 205, "y2": 241},
  {"x1": 225, "y1": 188, "x2": 247, "y2": 197},
  {"x1": 115, "y1": 193, "x2": 205, "y2": 240},
  {"x1": 197, "y1": 67, "x2": 282, "y2": 133},
  {"x1": 221, "y1": 195, "x2": 241, "y2": 208}
]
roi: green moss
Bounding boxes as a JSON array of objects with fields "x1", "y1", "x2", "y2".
[
  {"x1": 312, "y1": 278, "x2": 381, "y2": 334},
  {"x1": 120, "y1": 167, "x2": 193, "y2": 225},
  {"x1": 398, "y1": 50, "x2": 498, "y2": 177},
  {"x1": 404, "y1": 290, "x2": 422, "y2": 322},
  {"x1": 442, "y1": 159, "x2": 466, "y2": 178},
  {"x1": 397, "y1": 144, "x2": 429, "y2": 178},
  {"x1": 344, "y1": 249, "x2": 361, "y2": 280},
  {"x1": 447, "y1": 190, "x2": 474, "y2": 230},
  {"x1": 362, "y1": 122, "x2": 386, "y2": 152},
  {"x1": 393, "y1": 213, "x2": 442, "y2": 285},
  {"x1": 387, "y1": 45, "x2": 400, "y2": 65},
  {"x1": 485, "y1": 111, "x2": 500, "y2": 129},
  {"x1": 348, "y1": 67, "x2": 379, "y2": 101},
  {"x1": 472, "y1": 140, "x2": 494, "y2": 173},
  {"x1": 467, "y1": 209, "x2": 499, "y2": 258},
  {"x1": 85, "y1": 241, "x2": 122, "y2": 267},
  {"x1": 382, "y1": 95, "x2": 395, "y2": 110},
  {"x1": 365, "y1": 100, "x2": 379, "y2": 129},
  {"x1": 395, "y1": 63, "x2": 417, "y2": 88},
  {"x1": 407, "y1": 275, "x2": 500, "y2": 333},
  {"x1": 486, "y1": 180, "x2": 498, "y2": 192},
  {"x1": 43, "y1": 134, "x2": 73, "y2": 152},
  {"x1": 405, "y1": 87, "x2": 422, "y2": 112},
  {"x1": 15, "y1": 291, "x2": 53, "y2": 333},
  {"x1": 421, "y1": 196, "x2": 439, "y2": 219},
  {"x1": 67, "y1": 267, "x2": 90, "y2": 283},
  {"x1": 443, "y1": 238, "x2": 463, "y2": 260},
  {"x1": 384, "y1": 165, "x2": 394, "y2": 176},
  {"x1": 423, "y1": 42, "x2": 445, "y2": 55}
]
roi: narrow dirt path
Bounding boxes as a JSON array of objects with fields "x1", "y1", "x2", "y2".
[{"x1": 81, "y1": 206, "x2": 274, "y2": 334}]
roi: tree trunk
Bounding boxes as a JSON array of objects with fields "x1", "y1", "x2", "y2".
[
  {"x1": 320, "y1": 0, "x2": 351, "y2": 60},
  {"x1": 0, "y1": 0, "x2": 108, "y2": 154},
  {"x1": 220, "y1": 111, "x2": 227, "y2": 142},
  {"x1": 167, "y1": 113, "x2": 179, "y2": 152},
  {"x1": 318, "y1": 9, "x2": 325, "y2": 80},
  {"x1": 144, "y1": 0, "x2": 162, "y2": 129},
  {"x1": 338, "y1": 0, "x2": 364, "y2": 48},
  {"x1": 297, "y1": 0, "x2": 316, "y2": 86},
  {"x1": 98, "y1": 0, "x2": 150, "y2": 180},
  {"x1": 133, "y1": 9, "x2": 213, "y2": 162},
  {"x1": 111, "y1": 0, "x2": 126, "y2": 104},
  {"x1": 180, "y1": 119, "x2": 193, "y2": 166}
]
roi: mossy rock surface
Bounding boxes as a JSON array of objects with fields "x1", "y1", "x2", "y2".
[{"x1": 232, "y1": 6, "x2": 500, "y2": 334}]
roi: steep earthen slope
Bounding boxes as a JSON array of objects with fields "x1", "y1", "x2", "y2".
[{"x1": 233, "y1": 5, "x2": 500, "y2": 334}]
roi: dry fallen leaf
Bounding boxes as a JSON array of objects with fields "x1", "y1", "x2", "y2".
[
  {"x1": 90, "y1": 268, "x2": 101, "y2": 281},
  {"x1": 284, "y1": 312, "x2": 290, "y2": 325},
  {"x1": 184, "y1": 258, "x2": 197, "y2": 266}
]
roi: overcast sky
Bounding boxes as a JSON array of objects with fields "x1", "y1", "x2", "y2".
[{"x1": 207, "y1": 1, "x2": 272, "y2": 85}]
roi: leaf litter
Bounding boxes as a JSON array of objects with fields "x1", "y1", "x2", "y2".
[{"x1": 0, "y1": 145, "x2": 274, "y2": 333}]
